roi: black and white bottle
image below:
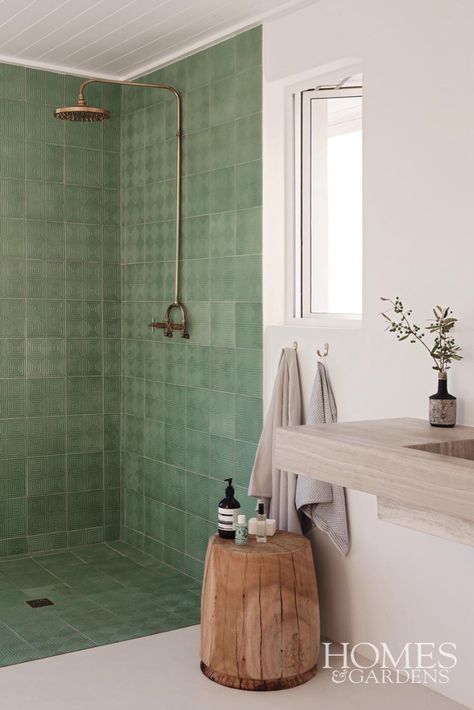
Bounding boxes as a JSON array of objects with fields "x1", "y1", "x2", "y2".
[{"x1": 218, "y1": 478, "x2": 240, "y2": 539}]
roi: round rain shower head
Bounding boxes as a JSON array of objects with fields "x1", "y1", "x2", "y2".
[{"x1": 54, "y1": 103, "x2": 110, "y2": 122}]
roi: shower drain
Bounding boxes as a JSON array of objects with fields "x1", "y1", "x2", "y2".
[{"x1": 25, "y1": 598, "x2": 55, "y2": 608}]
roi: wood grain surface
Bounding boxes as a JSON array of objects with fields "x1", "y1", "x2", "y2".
[
  {"x1": 200, "y1": 531, "x2": 320, "y2": 690},
  {"x1": 274, "y1": 417, "x2": 474, "y2": 545}
]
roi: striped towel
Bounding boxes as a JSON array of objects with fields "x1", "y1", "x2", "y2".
[{"x1": 295, "y1": 361, "x2": 350, "y2": 555}]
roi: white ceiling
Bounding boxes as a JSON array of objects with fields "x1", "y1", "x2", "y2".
[{"x1": 0, "y1": 0, "x2": 315, "y2": 79}]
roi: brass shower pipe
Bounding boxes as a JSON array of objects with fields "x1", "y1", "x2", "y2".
[{"x1": 55, "y1": 78, "x2": 189, "y2": 338}]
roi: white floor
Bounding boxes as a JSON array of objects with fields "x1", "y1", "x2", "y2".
[{"x1": 0, "y1": 625, "x2": 468, "y2": 710}]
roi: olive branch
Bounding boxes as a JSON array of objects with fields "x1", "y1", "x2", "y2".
[{"x1": 380, "y1": 297, "x2": 463, "y2": 375}]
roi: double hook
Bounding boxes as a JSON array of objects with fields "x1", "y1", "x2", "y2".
[{"x1": 292, "y1": 342, "x2": 330, "y2": 358}]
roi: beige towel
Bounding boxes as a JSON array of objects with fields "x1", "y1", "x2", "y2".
[
  {"x1": 295, "y1": 362, "x2": 350, "y2": 555},
  {"x1": 248, "y1": 347, "x2": 302, "y2": 533}
]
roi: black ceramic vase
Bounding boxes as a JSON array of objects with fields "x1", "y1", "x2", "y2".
[{"x1": 429, "y1": 373, "x2": 456, "y2": 427}]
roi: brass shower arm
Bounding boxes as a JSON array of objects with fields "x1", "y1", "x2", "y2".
[
  {"x1": 73, "y1": 77, "x2": 187, "y2": 336},
  {"x1": 77, "y1": 78, "x2": 182, "y2": 136}
]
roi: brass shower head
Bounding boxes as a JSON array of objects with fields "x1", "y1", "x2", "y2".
[{"x1": 54, "y1": 92, "x2": 110, "y2": 122}]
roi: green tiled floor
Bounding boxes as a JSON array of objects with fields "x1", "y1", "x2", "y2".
[{"x1": 0, "y1": 542, "x2": 201, "y2": 667}]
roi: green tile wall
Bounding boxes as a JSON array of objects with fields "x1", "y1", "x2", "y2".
[
  {"x1": 0, "y1": 66, "x2": 122, "y2": 556},
  {"x1": 121, "y1": 27, "x2": 263, "y2": 580}
]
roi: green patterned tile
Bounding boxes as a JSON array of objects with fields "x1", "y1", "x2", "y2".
[
  {"x1": 163, "y1": 343, "x2": 186, "y2": 385},
  {"x1": 122, "y1": 450, "x2": 144, "y2": 493},
  {"x1": 186, "y1": 345, "x2": 210, "y2": 388},
  {"x1": 210, "y1": 77, "x2": 235, "y2": 127},
  {"x1": 235, "y1": 395, "x2": 262, "y2": 444},
  {"x1": 235, "y1": 302, "x2": 262, "y2": 348},
  {"x1": 210, "y1": 37, "x2": 235, "y2": 81},
  {"x1": 236, "y1": 159, "x2": 262, "y2": 209},
  {"x1": 162, "y1": 505, "x2": 185, "y2": 551},
  {"x1": 1, "y1": 139, "x2": 25, "y2": 178},
  {"x1": 164, "y1": 425, "x2": 185, "y2": 467},
  {"x1": 144, "y1": 419, "x2": 164, "y2": 461},
  {"x1": 181, "y1": 215, "x2": 209, "y2": 259},
  {"x1": 67, "y1": 452, "x2": 103, "y2": 492},
  {"x1": 182, "y1": 85, "x2": 210, "y2": 134},
  {"x1": 210, "y1": 256, "x2": 235, "y2": 301},
  {"x1": 185, "y1": 171, "x2": 209, "y2": 217},
  {"x1": 209, "y1": 435, "x2": 235, "y2": 480},
  {"x1": 26, "y1": 378, "x2": 65, "y2": 417},
  {"x1": 27, "y1": 455, "x2": 66, "y2": 495},
  {"x1": 28, "y1": 494, "x2": 66, "y2": 535},
  {"x1": 123, "y1": 376, "x2": 144, "y2": 418},
  {"x1": 0, "y1": 458, "x2": 26, "y2": 499},
  {"x1": 186, "y1": 302, "x2": 210, "y2": 345},
  {"x1": 185, "y1": 129, "x2": 211, "y2": 175},
  {"x1": 236, "y1": 67, "x2": 261, "y2": 118},
  {"x1": 236, "y1": 26, "x2": 262, "y2": 71},
  {"x1": 182, "y1": 258, "x2": 209, "y2": 301},
  {"x1": 186, "y1": 47, "x2": 211, "y2": 88},
  {"x1": 209, "y1": 391, "x2": 235, "y2": 438},
  {"x1": 125, "y1": 488, "x2": 145, "y2": 531},
  {"x1": 185, "y1": 513, "x2": 212, "y2": 560},
  {"x1": 0, "y1": 378, "x2": 26, "y2": 418},
  {"x1": 1, "y1": 64, "x2": 26, "y2": 100},
  {"x1": 0, "y1": 418, "x2": 26, "y2": 460},
  {"x1": 68, "y1": 491, "x2": 104, "y2": 530},
  {"x1": 2, "y1": 218, "x2": 26, "y2": 258},
  {"x1": 144, "y1": 379, "x2": 163, "y2": 420},
  {"x1": 185, "y1": 472, "x2": 209, "y2": 520},
  {"x1": 0, "y1": 498, "x2": 27, "y2": 538},
  {"x1": 235, "y1": 440, "x2": 257, "y2": 487},
  {"x1": 145, "y1": 497, "x2": 163, "y2": 541},
  {"x1": 159, "y1": 465, "x2": 186, "y2": 509},
  {"x1": 208, "y1": 166, "x2": 235, "y2": 214},
  {"x1": 209, "y1": 347, "x2": 234, "y2": 391},
  {"x1": 1, "y1": 100, "x2": 25, "y2": 141},
  {"x1": 210, "y1": 302, "x2": 235, "y2": 347},
  {"x1": 0, "y1": 298, "x2": 25, "y2": 338},
  {"x1": 185, "y1": 428, "x2": 209, "y2": 476},
  {"x1": 235, "y1": 113, "x2": 261, "y2": 165},
  {"x1": 185, "y1": 388, "x2": 209, "y2": 432},
  {"x1": 234, "y1": 255, "x2": 261, "y2": 301},
  {"x1": 235, "y1": 348, "x2": 262, "y2": 396},
  {"x1": 163, "y1": 384, "x2": 186, "y2": 427}
]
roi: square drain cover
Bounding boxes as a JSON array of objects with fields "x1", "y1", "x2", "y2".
[{"x1": 25, "y1": 598, "x2": 54, "y2": 608}]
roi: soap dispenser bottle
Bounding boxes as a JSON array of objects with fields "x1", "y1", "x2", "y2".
[{"x1": 218, "y1": 478, "x2": 241, "y2": 539}]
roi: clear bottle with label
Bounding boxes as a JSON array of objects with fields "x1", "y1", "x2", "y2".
[
  {"x1": 256, "y1": 502, "x2": 267, "y2": 543},
  {"x1": 235, "y1": 514, "x2": 248, "y2": 545},
  {"x1": 218, "y1": 478, "x2": 240, "y2": 539}
]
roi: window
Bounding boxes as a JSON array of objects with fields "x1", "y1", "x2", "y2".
[{"x1": 295, "y1": 78, "x2": 363, "y2": 319}]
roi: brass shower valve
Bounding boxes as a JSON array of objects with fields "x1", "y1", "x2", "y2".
[{"x1": 149, "y1": 302, "x2": 190, "y2": 339}]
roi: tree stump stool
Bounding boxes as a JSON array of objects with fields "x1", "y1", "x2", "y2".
[{"x1": 200, "y1": 530, "x2": 320, "y2": 691}]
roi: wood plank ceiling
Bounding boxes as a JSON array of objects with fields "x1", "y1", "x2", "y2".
[{"x1": 0, "y1": 0, "x2": 315, "y2": 78}]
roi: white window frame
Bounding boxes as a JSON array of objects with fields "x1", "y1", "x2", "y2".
[{"x1": 293, "y1": 83, "x2": 363, "y2": 323}]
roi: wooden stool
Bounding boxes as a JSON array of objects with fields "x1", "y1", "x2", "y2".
[{"x1": 200, "y1": 530, "x2": 320, "y2": 691}]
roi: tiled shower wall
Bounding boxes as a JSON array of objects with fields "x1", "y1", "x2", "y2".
[
  {"x1": 121, "y1": 28, "x2": 263, "y2": 579},
  {"x1": 0, "y1": 66, "x2": 122, "y2": 556}
]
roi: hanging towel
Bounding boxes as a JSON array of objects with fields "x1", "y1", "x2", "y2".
[
  {"x1": 295, "y1": 362, "x2": 350, "y2": 555},
  {"x1": 248, "y1": 347, "x2": 302, "y2": 533}
]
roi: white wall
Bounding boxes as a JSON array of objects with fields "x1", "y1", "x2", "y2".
[{"x1": 262, "y1": 1, "x2": 474, "y2": 706}]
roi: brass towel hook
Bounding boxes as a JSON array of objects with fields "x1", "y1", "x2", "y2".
[{"x1": 317, "y1": 343, "x2": 329, "y2": 358}]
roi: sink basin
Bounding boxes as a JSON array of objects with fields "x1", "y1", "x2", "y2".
[{"x1": 407, "y1": 439, "x2": 474, "y2": 462}]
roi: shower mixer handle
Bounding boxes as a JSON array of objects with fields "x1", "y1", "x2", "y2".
[{"x1": 149, "y1": 302, "x2": 190, "y2": 339}]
